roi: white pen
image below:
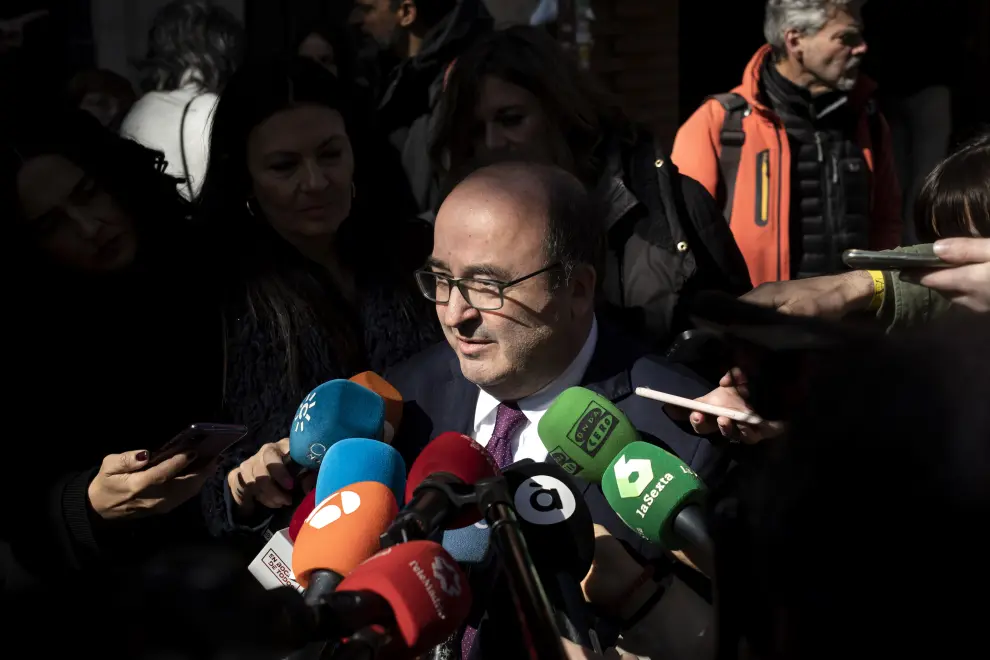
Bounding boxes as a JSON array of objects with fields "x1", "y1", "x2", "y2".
[{"x1": 634, "y1": 387, "x2": 764, "y2": 425}]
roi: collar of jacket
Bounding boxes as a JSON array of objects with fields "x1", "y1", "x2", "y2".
[
  {"x1": 739, "y1": 44, "x2": 878, "y2": 117},
  {"x1": 594, "y1": 135, "x2": 641, "y2": 232}
]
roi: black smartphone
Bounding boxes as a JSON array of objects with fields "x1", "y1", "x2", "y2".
[
  {"x1": 147, "y1": 423, "x2": 248, "y2": 469},
  {"x1": 842, "y1": 248, "x2": 950, "y2": 270}
]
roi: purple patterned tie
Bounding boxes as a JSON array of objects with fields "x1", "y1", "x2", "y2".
[
  {"x1": 485, "y1": 402, "x2": 527, "y2": 469},
  {"x1": 462, "y1": 403, "x2": 527, "y2": 658}
]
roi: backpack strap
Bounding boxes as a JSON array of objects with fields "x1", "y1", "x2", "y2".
[{"x1": 707, "y1": 93, "x2": 750, "y2": 224}]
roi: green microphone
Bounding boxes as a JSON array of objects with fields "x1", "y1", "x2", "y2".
[
  {"x1": 537, "y1": 386, "x2": 641, "y2": 481},
  {"x1": 601, "y1": 441, "x2": 713, "y2": 575}
]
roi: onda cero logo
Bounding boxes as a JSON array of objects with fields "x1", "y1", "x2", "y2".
[
  {"x1": 305, "y1": 490, "x2": 361, "y2": 529},
  {"x1": 567, "y1": 401, "x2": 617, "y2": 458},
  {"x1": 513, "y1": 475, "x2": 577, "y2": 525}
]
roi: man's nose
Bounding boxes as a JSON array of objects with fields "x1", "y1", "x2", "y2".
[
  {"x1": 443, "y1": 285, "x2": 480, "y2": 328},
  {"x1": 852, "y1": 38, "x2": 868, "y2": 57}
]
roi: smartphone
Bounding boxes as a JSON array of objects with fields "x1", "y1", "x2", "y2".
[
  {"x1": 842, "y1": 249, "x2": 950, "y2": 271},
  {"x1": 147, "y1": 423, "x2": 248, "y2": 469}
]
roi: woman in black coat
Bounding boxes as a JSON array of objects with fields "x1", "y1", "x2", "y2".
[
  {"x1": 196, "y1": 56, "x2": 440, "y2": 539},
  {"x1": 1, "y1": 106, "x2": 222, "y2": 585}
]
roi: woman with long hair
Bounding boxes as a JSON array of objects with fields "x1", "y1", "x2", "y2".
[
  {"x1": 1, "y1": 106, "x2": 221, "y2": 582},
  {"x1": 196, "y1": 56, "x2": 439, "y2": 535},
  {"x1": 433, "y1": 26, "x2": 752, "y2": 347}
]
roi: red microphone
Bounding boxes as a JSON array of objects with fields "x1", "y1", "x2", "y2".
[
  {"x1": 335, "y1": 541, "x2": 473, "y2": 657},
  {"x1": 382, "y1": 432, "x2": 500, "y2": 546},
  {"x1": 288, "y1": 489, "x2": 317, "y2": 543},
  {"x1": 292, "y1": 481, "x2": 398, "y2": 598}
]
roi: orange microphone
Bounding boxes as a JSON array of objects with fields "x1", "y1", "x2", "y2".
[
  {"x1": 292, "y1": 481, "x2": 398, "y2": 601},
  {"x1": 349, "y1": 371, "x2": 403, "y2": 444},
  {"x1": 335, "y1": 541, "x2": 473, "y2": 657}
]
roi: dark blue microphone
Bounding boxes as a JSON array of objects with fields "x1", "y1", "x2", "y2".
[
  {"x1": 289, "y1": 380, "x2": 386, "y2": 471},
  {"x1": 442, "y1": 521, "x2": 492, "y2": 566},
  {"x1": 315, "y1": 438, "x2": 406, "y2": 506}
]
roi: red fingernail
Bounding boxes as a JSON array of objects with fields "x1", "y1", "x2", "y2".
[{"x1": 136, "y1": 451, "x2": 149, "y2": 461}]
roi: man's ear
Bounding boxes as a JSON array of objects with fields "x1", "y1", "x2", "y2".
[
  {"x1": 783, "y1": 28, "x2": 804, "y2": 62},
  {"x1": 397, "y1": 0, "x2": 417, "y2": 29},
  {"x1": 569, "y1": 263, "x2": 598, "y2": 318}
]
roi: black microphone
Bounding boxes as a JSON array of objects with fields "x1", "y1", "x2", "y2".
[{"x1": 502, "y1": 459, "x2": 598, "y2": 649}]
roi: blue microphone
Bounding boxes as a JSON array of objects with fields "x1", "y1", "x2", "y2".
[
  {"x1": 315, "y1": 438, "x2": 407, "y2": 506},
  {"x1": 289, "y1": 379, "x2": 386, "y2": 470},
  {"x1": 442, "y1": 520, "x2": 492, "y2": 566}
]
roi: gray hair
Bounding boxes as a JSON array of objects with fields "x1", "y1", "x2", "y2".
[{"x1": 764, "y1": 0, "x2": 862, "y2": 52}]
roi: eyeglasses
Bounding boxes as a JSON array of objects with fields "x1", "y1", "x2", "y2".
[{"x1": 414, "y1": 263, "x2": 562, "y2": 311}]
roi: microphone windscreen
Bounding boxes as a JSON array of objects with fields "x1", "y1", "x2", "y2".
[
  {"x1": 315, "y1": 438, "x2": 407, "y2": 506},
  {"x1": 538, "y1": 386, "x2": 640, "y2": 482},
  {"x1": 288, "y1": 490, "x2": 317, "y2": 543},
  {"x1": 292, "y1": 481, "x2": 398, "y2": 588},
  {"x1": 601, "y1": 441, "x2": 706, "y2": 549},
  {"x1": 338, "y1": 540, "x2": 472, "y2": 654},
  {"x1": 349, "y1": 372, "x2": 403, "y2": 444},
  {"x1": 441, "y1": 520, "x2": 491, "y2": 567},
  {"x1": 503, "y1": 459, "x2": 595, "y2": 580},
  {"x1": 406, "y1": 432, "x2": 500, "y2": 529},
  {"x1": 289, "y1": 380, "x2": 386, "y2": 470}
]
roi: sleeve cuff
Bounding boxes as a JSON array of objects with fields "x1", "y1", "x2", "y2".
[
  {"x1": 57, "y1": 468, "x2": 103, "y2": 563},
  {"x1": 223, "y1": 476, "x2": 274, "y2": 534}
]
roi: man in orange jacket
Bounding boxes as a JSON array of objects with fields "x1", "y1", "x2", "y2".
[{"x1": 672, "y1": 0, "x2": 901, "y2": 286}]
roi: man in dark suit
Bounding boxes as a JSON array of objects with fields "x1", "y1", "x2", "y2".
[{"x1": 387, "y1": 160, "x2": 727, "y2": 563}]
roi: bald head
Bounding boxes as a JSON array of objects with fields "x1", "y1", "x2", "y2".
[
  {"x1": 427, "y1": 160, "x2": 601, "y2": 400},
  {"x1": 445, "y1": 160, "x2": 605, "y2": 285}
]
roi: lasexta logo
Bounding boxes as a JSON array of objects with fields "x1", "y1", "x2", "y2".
[
  {"x1": 305, "y1": 490, "x2": 361, "y2": 529},
  {"x1": 566, "y1": 401, "x2": 616, "y2": 457},
  {"x1": 513, "y1": 475, "x2": 577, "y2": 525},
  {"x1": 612, "y1": 455, "x2": 654, "y2": 498}
]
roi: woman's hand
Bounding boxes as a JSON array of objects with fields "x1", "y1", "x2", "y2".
[
  {"x1": 911, "y1": 238, "x2": 990, "y2": 312},
  {"x1": 666, "y1": 369, "x2": 786, "y2": 444},
  {"x1": 227, "y1": 438, "x2": 295, "y2": 515},
  {"x1": 88, "y1": 449, "x2": 218, "y2": 520}
]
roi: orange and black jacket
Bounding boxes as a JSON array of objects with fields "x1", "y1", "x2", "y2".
[{"x1": 672, "y1": 46, "x2": 901, "y2": 285}]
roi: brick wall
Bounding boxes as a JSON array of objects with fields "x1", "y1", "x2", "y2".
[{"x1": 590, "y1": 0, "x2": 679, "y2": 145}]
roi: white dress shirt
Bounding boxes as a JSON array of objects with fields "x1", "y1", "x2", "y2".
[{"x1": 472, "y1": 317, "x2": 599, "y2": 464}]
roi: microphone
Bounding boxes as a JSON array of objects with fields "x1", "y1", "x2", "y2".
[
  {"x1": 288, "y1": 490, "x2": 317, "y2": 543},
  {"x1": 381, "y1": 432, "x2": 500, "y2": 545},
  {"x1": 292, "y1": 480, "x2": 398, "y2": 601},
  {"x1": 503, "y1": 460, "x2": 596, "y2": 649},
  {"x1": 442, "y1": 520, "x2": 492, "y2": 567},
  {"x1": 349, "y1": 372, "x2": 403, "y2": 444},
  {"x1": 289, "y1": 379, "x2": 386, "y2": 471},
  {"x1": 334, "y1": 540, "x2": 473, "y2": 657},
  {"x1": 537, "y1": 386, "x2": 641, "y2": 482},
  {"x1": 601, "y1": 441, "x2": 713, "y2": 577},
  {"x1": 315, "y1": 438, "x2": 407, "y2": 506}
]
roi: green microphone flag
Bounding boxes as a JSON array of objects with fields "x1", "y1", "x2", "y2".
[{"x1": 601, "y1": 441, "x2": 705, "y2": 549}]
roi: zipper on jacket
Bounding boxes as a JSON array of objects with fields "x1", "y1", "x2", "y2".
[
  {"x1": 774, "y1": 126, "x2": 784, "y2": 281},
  {"x1": 755, "y1": 150, "x2": 771, "y2": 227}
]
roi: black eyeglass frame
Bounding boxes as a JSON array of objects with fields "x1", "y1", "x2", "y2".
[{"x1": 414, "y1": 263, "x2": 562, "y2": 311}]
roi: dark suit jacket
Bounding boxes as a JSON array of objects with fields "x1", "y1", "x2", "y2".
[{"x1": 386, "y1": 321, "x2": 727, "y2": 559}]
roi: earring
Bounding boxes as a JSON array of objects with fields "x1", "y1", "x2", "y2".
[
  {"x1": 350, "y1": 182, "x2": 356, "y2": 199},
  {"x1": 245, "y1": 199, "x2": 255, "y2": 217}
]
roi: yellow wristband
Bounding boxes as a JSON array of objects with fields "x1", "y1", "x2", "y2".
[{"x1": 867, "y1": 270, "x2": 886, "y2": 311}]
